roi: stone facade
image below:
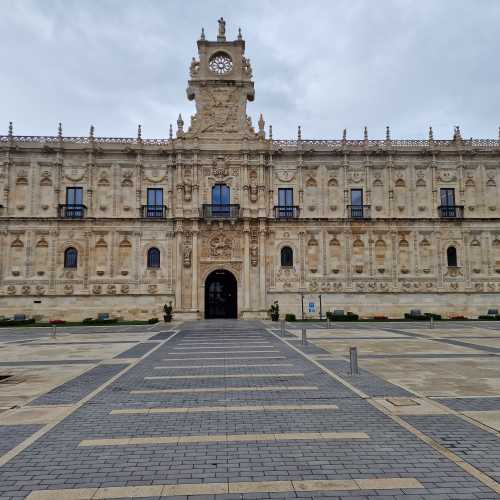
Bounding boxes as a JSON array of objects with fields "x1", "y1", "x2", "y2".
[{"x1": 1, "y1": 21, "x2": 500, "y2": 320}]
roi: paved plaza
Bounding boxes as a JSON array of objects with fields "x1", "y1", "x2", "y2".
[{"x1": 0, "y1": 321, "x2": 499, "y2": 499}]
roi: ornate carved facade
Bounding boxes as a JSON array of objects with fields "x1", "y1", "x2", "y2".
[{"x1": 1, "y1": 20, "x2": 500, "y2": 320}]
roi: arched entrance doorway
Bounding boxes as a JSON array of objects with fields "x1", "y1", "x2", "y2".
[{"x1": 204, "y1": 269, "x2": 237, "y2": 319}]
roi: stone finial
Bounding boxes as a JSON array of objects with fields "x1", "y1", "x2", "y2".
[
  {"x1": 177, "y1": 114, "x2": 184, "y2": 137},
  {"x1": 137, "y1": 124, "x2": 142, "y2": 141},
  {"x1": 386, "y1": 126, "x2": 390, "y2": 141},
  {"x1": 269, "y1": 124, "x2": 273, "y2": 140},
  {"x1": 89, "y1": 125, "x2": 95, "y2": 139},
  {"x1": 258, "y1": 113, "x2": 265, "y2": 136},
  {"x1": 363, "y1": 126, "x2": 368, "y2": 141},
  {"x1": 454, "y1": 125, "x2": 462, "y2": 141},
  {"x1": 58, "y1": 122, "x2": 63, "y2": 139},
  {"x1": 297, "y1": 125, "x2": 302, "y2": 141},
  {"x1": 428, "y1": 126, "x2": 434, "y2": 141},
  {"x1": 498, "y1": 126, "x2": 500, "y2": 142},
  {"x1": 169, "y1": 124, "x2": 173, "y2": 140},
  {"x1": 200, "y1": 27, "x2": 205, "y2": 40},
  {"x1": 8, "y1": 121, "x2": 13, "y2": 137},
  {"x1": 238, "y1": 27, "x2": 242, "y2": 40},
  {"x1": 342, "y1": 128, "x2": 347, "y2": 143}
]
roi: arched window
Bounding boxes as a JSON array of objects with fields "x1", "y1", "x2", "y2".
[
  {"x1": 147, "y1": 247, "x2": 160, "y2": 268},
  {"x1": 280, "y1": 246, "x2": 293, "y2": 267},
  {"x1": 447, "y1": 246, "x2": 458, "y2": 267},
  {"x1": 64, "y1": 247, "x2": 78, "y2": 269}
]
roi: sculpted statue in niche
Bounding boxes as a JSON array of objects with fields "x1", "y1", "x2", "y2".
[
  {"x1": 183, "y1": 245, "x2": 192, "y2": 268},
  {"x1": 470, "y1": 239, "x2": 482, "y2": 274},
  {"x1": 250, "y1": 245, "x2": 258, "y2": 266},
  {"x1": 249, "y1": 170, "x2": 258, "y2": 202}
]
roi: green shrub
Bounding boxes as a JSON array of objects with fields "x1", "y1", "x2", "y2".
[{"x1": 285, "y1": 313, "x2": 296, "y2": 322}]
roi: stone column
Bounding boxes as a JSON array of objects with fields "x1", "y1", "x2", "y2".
[
  {"x1": 259, "y1": 221, "x2": 266, "y2": 310},
  {"x1": 191, "y1": 225, "x2": 199, "y2": 311},
  {"x1": 243, "y1": 221, "x2": 250, "y2": 310},
  {"x1": 174, "y1": 222, "x2": 183, "y2": 310}
]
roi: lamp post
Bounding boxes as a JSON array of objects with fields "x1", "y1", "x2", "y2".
[
  {"x1": 301, "y1": 292, "x2": 304, "y2": 320},
  {"x1": 319, "y1": 294, "x2": 323, "y2": 320}
]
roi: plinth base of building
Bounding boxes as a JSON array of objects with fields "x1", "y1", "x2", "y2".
[
  {"x1": 240, "y1": 309, "x2": 269, "y2": 319},
  {"x1": 173, "y1": 310, "x2": 200, "y2": 321}
]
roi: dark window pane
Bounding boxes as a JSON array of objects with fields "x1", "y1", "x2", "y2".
[
  {"x1": 66, "y1": 187, "x2": 83, "y2": 205},
  {"x1": 440, "y1": 188, "x2": 455, "y2": 206},
  {"x1": 212, "y1": 184, "x2": 230, "y2": 205},
  {"x1": 64, "y1": 247, "x2": 78, "y2": 268},
  {"x1": 278, "y1": 188, "x2": 293, "y2": 207},
  {"x1": 350, "y1": 189, "x2": 363, "y2": 206},
  {"x1": 281, "y1": 246, "x2": 293, "y2": 267},
  {"x1": 147, "y1": 247, "x2": 160, "y2": 268},
  {"x1": 447, "y1": 246, "x2": 457, "y2": 267}
]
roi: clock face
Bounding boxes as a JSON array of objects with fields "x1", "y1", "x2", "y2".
[{"x1": 208, "y1": 52, "x2": 233, "y2": 75}]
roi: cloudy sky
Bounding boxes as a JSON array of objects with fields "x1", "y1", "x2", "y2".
[{"x1": 1, "y1": 0, "x2": 499, "y2": 140}]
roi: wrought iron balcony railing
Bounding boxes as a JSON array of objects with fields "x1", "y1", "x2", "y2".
[
  {"x1": 58, "y1": 204, "x2": 86, "y2": 219},
  {"x1": 347, "y1": 205, "x2": 371, "y2": 219},
  {"x1": 438, "y1": 205, "x2": 464, "y2": 219},
  {"x1": 202, "y1": 204, "x2": 240, "y2": 219},
  {"x1": 273, "y1": 205, "x2": 300, "y2": 219},
  {"x1": 141, "y1": 205, "x2": 167, "y2": 218}
]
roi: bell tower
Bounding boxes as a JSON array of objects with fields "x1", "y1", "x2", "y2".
[{"x1": 186, "y1": 19, "x2": 256, "y2": 138}]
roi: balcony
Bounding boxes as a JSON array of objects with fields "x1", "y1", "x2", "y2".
[
  {"x1": 202, "y1": 204, "x2": 240, "y2": 220},
  {"x1": 58, "y1": 204, "x2": 86, "y2": 219},
  {"x1": 141, "y1": 205, "x2": 167, "y2": 218},
  {"x1": 274, "y1": 205, "x2": 300, "y2": 219},
  {"x1": 438, "y1": 205, "x2": 464, "y2": 219},
  {"x1": 347, "y1": 205, "x2": 371, "y2": 219}
]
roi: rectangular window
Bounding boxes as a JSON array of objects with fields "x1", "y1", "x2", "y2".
[
  {"x1": 211, "y1": 184, "x2": 230, "y2": 216},
  {"x1": 277, "y1": 188, "x2": 294, "y2": 217},
  {"x1": 440, "y1": 188, "x2": 456, "y2": 217},
  {"x1": 350, "y1": 189, "x2": 363, "y2": 218},
  {"x1": 440, "y1": 188, "x2": 455, "y2": 206},
  {"x1": 65, "y1": 187, "x2": 84, "y2": 218},
  {"x1": 278, "y1": 188, "x2": 293, "y2": 207},
  {"x1": 146, "y1": 188, "x2": 164, "y2": 217},
  {"x1": 66, "y1": 187, "x2": 83, "y2": 205}
]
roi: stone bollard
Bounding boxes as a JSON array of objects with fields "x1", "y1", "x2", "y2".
[
  {"x1": 280, "y1": 319, "x2": 285, "y2": 337},
  {"x1": 429, "y1": 317, "x2": 434, "y2": 329},
  {"x1": 51, "y1": 325, "x2": 57, "y2": 339},
  {"x1": 301, "y1": 327, "x2": 307, "y2": 345},
  {"x1": 349, "y1": 346, "x2": 359, "y2": 375}
]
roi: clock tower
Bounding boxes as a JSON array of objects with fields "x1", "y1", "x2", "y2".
[{"x1": 186, "y1": 19, "x2": 256, "y2": 138}]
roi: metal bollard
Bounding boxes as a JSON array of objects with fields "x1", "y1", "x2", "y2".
[
  {"x1": 280, "y1": 319, "x2": 285, "y2": 337},
  {"x1": 327, "y1": 318, "x2": 331, "y2": 329},
  {"x1": 349, "y1": 346, "x2": 359, "y2": 375},
  {"x1": 301, "y1": 327, "x2": 307, "y2": 345},
  {"x1": 51, "y1": 325, "x2": 57, "y2": 339},
  {"x1": 429, "y1": 317, "x2": 434, "y2": 329}
]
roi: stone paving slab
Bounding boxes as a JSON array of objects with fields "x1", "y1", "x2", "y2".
[{"x1": 0, "y1": 321, "x2": 499, "y2": 499}]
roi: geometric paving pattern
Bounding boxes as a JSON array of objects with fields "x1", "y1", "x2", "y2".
[{"x1": 0, "y1": 320, "x2": 499, "y2": 499}]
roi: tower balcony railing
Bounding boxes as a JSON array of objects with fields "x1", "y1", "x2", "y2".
[
  {"x1": 58, "y1": 204, "x2": 87, "y2": 219},
  {"x1": 347, "y1": 205, "x2": 371, "y2": 219},
  {"x1": 438, "y1": 205, "x2": 464, "y2": 219},
  {"x1": 273, "y1": 205, "x2": 300, "y2": 219},
  {"x1": 141, "y1": 205, "x2": 167, "y2": 218},
  {"x1": 202, "y1": 204, "x2": 240, "y2": 220}
]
